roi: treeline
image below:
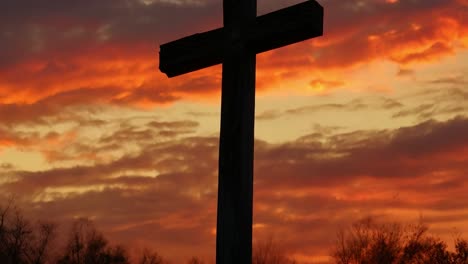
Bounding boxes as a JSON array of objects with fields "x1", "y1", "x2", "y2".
[
  {"x1": 2, "y1": 200, "x2": 467, "y2": 264},
  {"x1": 0, "y1": 201, "x2": 150, "y2": 264},
  {"x1": 0, "y1": 201, "x2": 296, "y2": 264},
  {"x1": 332, "y1": 217, "x2": 468, "y2": 264}
]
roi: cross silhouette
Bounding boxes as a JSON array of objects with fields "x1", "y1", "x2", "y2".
[{"x1": 159, "y1": 1, "x2": 323, "y2": 263}]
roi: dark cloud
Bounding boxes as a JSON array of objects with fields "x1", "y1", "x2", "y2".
[
  {"x1": 45, "y1": 117, "x2": 200, "y2": 163},
  {"x1": 2, "y1": 116, "x2": 468, "y2": 261},
  {"x1": 0, "y1": 0, "x2": 223, "y2": 58},
  {"x1": 392, "y1": 42, "x2": 454, "y2": 64},
  {"x1": 0, "y1": 85, "x2": 183, "y2": 126},
  {"x1": 380, "y1": 97, "x2": 404, "y2": 109},
  {"x1": 257, "y1": 116, "x2": 468, "y2": 189},
  {"x1": 185, "y1": 111, "x2": 219, "y2": 117},
  {"x1": 397, "y1": 68, "x2": 414, "y2": 77},
  {"x1": 255, "y1": 96, "x2": 403, "y2": 121},
  {"x1": 256, "y1": 110, "x2": 283, "y2": 121},
  {"x1": 0, "y1": 163, "x2": 15, "y2": 171},
  {"x1": 389, "y1": 81, "x2": 468, "y2": 120},
  {"x1": 286, "y1": 100, "x2": 368, "y2": 115},
  {"x1": 428, "y1": 75, "x2": 467, "y2": 86},
  {"x1": 392, "y1": 103, "x2": 435, "y2": 119},
  {"x1": 0, "y1": 126, "x2": 40, "y2": 148}
]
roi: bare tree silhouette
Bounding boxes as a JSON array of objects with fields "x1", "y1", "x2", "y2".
[
  {"x1": 2, "y1": 200, "x2": 467, "y2": 264},
  {"x1": 0, "y1": 199, "x2": 57, "y2": 264},
  {"x1": 252, "y1": 237, "x2": 297, "y2": 264},
  {"x1": 187, "y1": 256, "x2": 204, "y2": 264},
  {"x1": 331, "y1": 217, "x2": 468, "y2": 264},
  {"x1": 57, "y1": 218, "x2": 129, "y2": 264},
  {"x1": 138, "y1": 249, "x2": 166, "y2": 264},
  {"x1": 27, "y1": 222, "x2": 56, "y2": 264}
]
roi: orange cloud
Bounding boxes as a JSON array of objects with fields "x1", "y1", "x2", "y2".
[{"x1": 1, "y1": 0, "x2": 467, "y2": 109}]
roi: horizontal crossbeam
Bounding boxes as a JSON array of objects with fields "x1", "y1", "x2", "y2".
[{"x1": 159, "y1": 0, "x2": 323, "y2": 77}]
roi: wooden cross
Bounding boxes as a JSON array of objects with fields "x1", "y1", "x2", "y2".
[{"x1": 159, "y1": 1, "x2": 323, "y2": 263}]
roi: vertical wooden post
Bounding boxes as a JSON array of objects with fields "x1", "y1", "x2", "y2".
[
  {"x1": 216, "y1": 0, "x2": 256, "y2": 263},
  {"x1": 160, "y1": 2, "x2": 323, "y2": 263}
]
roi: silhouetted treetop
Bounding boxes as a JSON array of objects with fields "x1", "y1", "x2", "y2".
[{"x1": 331, "y1": 217, "x2": 468, "y2": 264}]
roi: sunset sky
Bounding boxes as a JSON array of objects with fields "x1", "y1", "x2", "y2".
[{"x1": 1, "y1": 0, "x2": 468, "y2": 263}]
